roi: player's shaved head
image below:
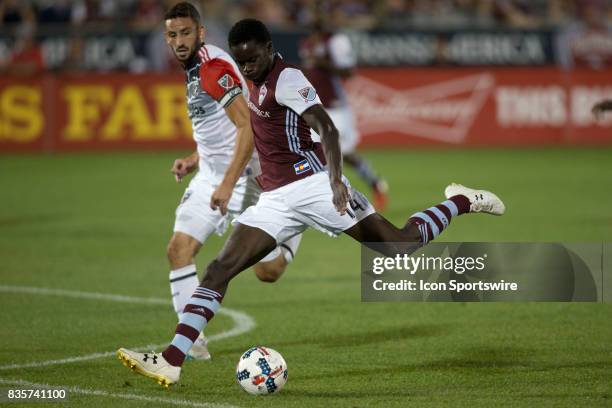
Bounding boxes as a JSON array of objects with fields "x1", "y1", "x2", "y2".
[{"x1": 228, "y1": 19, "x2": 271, "y2": 48}]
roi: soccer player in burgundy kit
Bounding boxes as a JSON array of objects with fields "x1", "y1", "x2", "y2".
[
  {"x1": 117, "y1": 18, "x2": 506, "y2": 387},
  {"x1": 122, "y1": 3, "x2": 302, "y2": 364}
]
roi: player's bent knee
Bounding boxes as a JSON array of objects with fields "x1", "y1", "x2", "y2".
[
  {"x1": 253, "y1": 262, "x2": 285, "y2": 283},
  {"x1": 167, "y1": 233, "x2": 199, "y2": 265}
]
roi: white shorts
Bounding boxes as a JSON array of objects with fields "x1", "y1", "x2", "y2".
[
  {"x1": 235, "y1": 171, "x2": 375, "y2": 243},
  {"x1": 310, "y1": 105, "x2": 360, "y2": 153},
  {"x1": 174, "y1": 172, "x2": 260, "y2": 243}
]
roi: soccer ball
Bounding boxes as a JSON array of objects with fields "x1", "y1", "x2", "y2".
[{"x1": 235, "y1": 346, "x2": 288, "y2": 395}]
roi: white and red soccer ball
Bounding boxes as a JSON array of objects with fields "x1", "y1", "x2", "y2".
[{"x1": 236, "y1": 346, "x2": 288, "y2": 395}]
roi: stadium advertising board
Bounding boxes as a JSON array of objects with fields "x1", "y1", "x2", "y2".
[
  {"x1": 349, "y1": 68, "x2": 612, "y2": 147},
  {"x1": 0, "y1": 69, "x2": 611, "y2": 152},
  {"x1": 348, "y1": 30, "x2": 555, "y2": 66}
]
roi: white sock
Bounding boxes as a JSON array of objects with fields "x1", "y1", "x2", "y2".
[
  {"x1": 279, "y1": 233, "x2": 302, "y2": 264},
  {"x1": 169, "y1": 264, "x2": 198, "y2": 319}
]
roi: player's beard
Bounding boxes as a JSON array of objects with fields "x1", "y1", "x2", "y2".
[{"x1": 174, "y1": 37, "x2": 201, "y2": 63}]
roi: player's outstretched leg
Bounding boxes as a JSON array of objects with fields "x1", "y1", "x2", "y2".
[
  {"x1": 345, "y1": 184, "x2": 505, "y2": 244},
  {"x1": 118, "y1": 224, "x2": 277, "y2": 386},
  {"x1": 253, "y1": 233, "x2": 302, "y2": 282}
]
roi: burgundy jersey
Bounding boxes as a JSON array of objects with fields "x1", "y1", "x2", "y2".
[
  {"x1": 248, "y1": 55, "x2": 327, "y2": 191},
  {"x1": 299, "y1": 32, "x2": 356, "y2": 108}
]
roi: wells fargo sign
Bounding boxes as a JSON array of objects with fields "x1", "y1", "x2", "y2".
[
  {"x1": 0, "y1": 74, "x2": 193, "y2": 151},
  {"x1": 1, "y1": 70, "x2": 611, "y2": 152}
]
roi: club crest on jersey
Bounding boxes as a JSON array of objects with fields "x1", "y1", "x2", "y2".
[
  {"x1": 217, "y1": 74, "x2": 235, "y2": 90},
  {"x1": 187, "y1": 80, "x2": 200, "y2": 98},
  {"x1": 258, "y1": 84, "x2": 267, "y2": 105},
  {"x1": 293, "y1": 159, "x2": 311, "y2": 175},
  {"x1": 298, "y1": 87, "x2": 316, "y2": 102}
]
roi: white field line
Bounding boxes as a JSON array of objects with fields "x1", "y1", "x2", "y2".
[
  {"x1": 0, "y1": 378, "x2": 240, "y2": 408},
  {"x1": 0, "y1": 285, "x2": 255, "y2": 371}
]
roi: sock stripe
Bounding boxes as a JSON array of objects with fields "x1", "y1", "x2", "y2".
[
  {"x1": 418, "y1": 223, "x2": 429, "y2": 244},
  {"x1": 196, "y1": 287, "x2": 221, "y2": 295},
  {"x1": 171, "y1": 333, "x2": 194, "y2": 355},
  {"x1": 195, "y1": 288, "x2": 223, "y2": 300},
  {"x1": 179, "y1": 311, "x2": 206, "y2": 331},
  {"x1": 424, "y1": 209, "x2": 444, "y2": 232},
  {"x1": 412, "y1": 211, "x2": 440, "y2": 237},
  {"x1": 435, "y1": 204, "x2": 452, "y2": 220},
  {"x1": 186, "y1": 297, "x2": 219, "y2": 313},
  {"x1": 429, "y1": 206, "x2": 449, "y2": 227},
  {"x1": 192, "y1": 293, "x2": 215, "y2": 301},
  {"x1": 169, "y1": 271, "x2": 197, "y2": 283},
  {"x1": 442, "y1": 199, "x2": 460, "y2": 216},
  {"x1": 183, "y1": 304, "x2": 215, "y2": 321},
  {"x1": 162, "y1": 345, "x2": 184, "y2": 367},
  {"x1": 176, "y1": 323, "x2": 200, "y2": 341}
]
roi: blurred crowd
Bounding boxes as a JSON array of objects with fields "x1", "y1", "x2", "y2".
[
  {"x1": 0, "y1": 0, "x2": 611, "y2": 73},
  {"x1": 1, "y1": 0, "x2": 611, "y2": 30}
]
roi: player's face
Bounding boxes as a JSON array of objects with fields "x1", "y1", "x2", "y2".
[
  {"x1": 165, "y1": 17, "x2": 204, "y2": 62},
  {"x1": 230, "y1": 40, "x2": 273, "y2": 83}
]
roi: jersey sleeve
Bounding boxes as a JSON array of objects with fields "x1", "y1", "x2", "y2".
[
  {"x1": 275, "y1": 68, "x2": 322, "y2": 115},
  {"x1": 199, "y1": 58, "x2": 243, "y2": 107}
]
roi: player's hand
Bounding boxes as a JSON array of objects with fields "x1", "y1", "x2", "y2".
[
  {"x1": 210, "y1": 182, "x2": 233, "y2": 215},
  {"x1": 171, "y1": 157, "x2": 197, "y2": 182},
  {"x1": 330, "y1": 179, "x2": 350, "y2": 215}
]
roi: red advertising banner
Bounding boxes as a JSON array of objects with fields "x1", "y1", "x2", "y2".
[
  {"x1": 1, "y1": 69, "x2": 611, "y2": 152},
  {"x1": 348, "y1": 68, "x2": 612, "y2": 147}
]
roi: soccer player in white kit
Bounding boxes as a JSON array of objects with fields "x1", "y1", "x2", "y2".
[
  {"x1": 117, "y1": 18, "x2": 506, "y2": 387},
  {"x1": 162, "y1": 3, "x2": 301, "y2": 360}
]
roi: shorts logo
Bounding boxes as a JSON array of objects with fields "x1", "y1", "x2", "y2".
[
  {"x1": 180, "y1": 190, "x2": 192, "y2": 204},
  {"x1": 258, "y1": 84, "x2": 267, "y2": 105},
  {"x1": 298, "y1": 87, "x2": 316, "y2": 102},
  {"x1": 217, "y1": 74, "x2": 235, "y2": 90},
  {"x1": 293, "y1": 159, "x2": 311, "y2": 175}
]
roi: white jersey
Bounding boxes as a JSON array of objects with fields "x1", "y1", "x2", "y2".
[{"x1": 184, "y1": 44, "x2": 259, "y2": 180}]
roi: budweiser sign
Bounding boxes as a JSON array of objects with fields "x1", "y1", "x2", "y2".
[
  {"x1": 345, "y1": 69, "x2": 612, "y2": 146},
  {"x1": 346, "y1": 73, "x2": 495, "y2": 143}
]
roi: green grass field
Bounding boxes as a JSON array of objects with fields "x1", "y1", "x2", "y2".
[{"x1": 0, "y1": 148, "x2": 611, "y2": 407}]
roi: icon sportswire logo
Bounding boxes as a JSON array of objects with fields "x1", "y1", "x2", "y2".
[{"x1": 345, "y1": 73, "x2": 495, "y2": 143}]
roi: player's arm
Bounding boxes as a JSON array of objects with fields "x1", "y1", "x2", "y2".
[
  {"x1": 302, "y1": 105, "x2": 349, "y2": 214},
  {"x1": 171, "y1": 151, "x2": 199, "y2": 182},
  {"x1": 276, "y1": 68, "x2": 349, "y2": 213},
  {"x1": 213, "y1": 96, "x2": 255, "y2": 215},
  {"x1": 592, "y1": 99, "x2": 612, "y2": 120},
  {"x1": 199, "y1": 58, "x2": 254, "y2": 215}
]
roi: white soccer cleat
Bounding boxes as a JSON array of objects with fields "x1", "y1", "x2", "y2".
[
  {"x1": 444, "y1": 183, "x2": 506, "y2": 216},
  {"x1": 187, "y1": 333, "x2": 211, "y2": 360},
  {"x1": 117, "y1": 348, "x2": 180, "y2": 387}
]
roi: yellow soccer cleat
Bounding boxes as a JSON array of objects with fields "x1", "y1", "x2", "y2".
[{"x1": 117, "y1": 348, "x2": 181, "y2": 387}]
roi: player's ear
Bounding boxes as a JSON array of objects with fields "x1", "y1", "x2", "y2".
[
  {"x1": 199, "y1": 25, "x2": 206, "y2": 42},
  {"x1": 266, "y1": 41, "x2": 273, "y2": 54}
]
